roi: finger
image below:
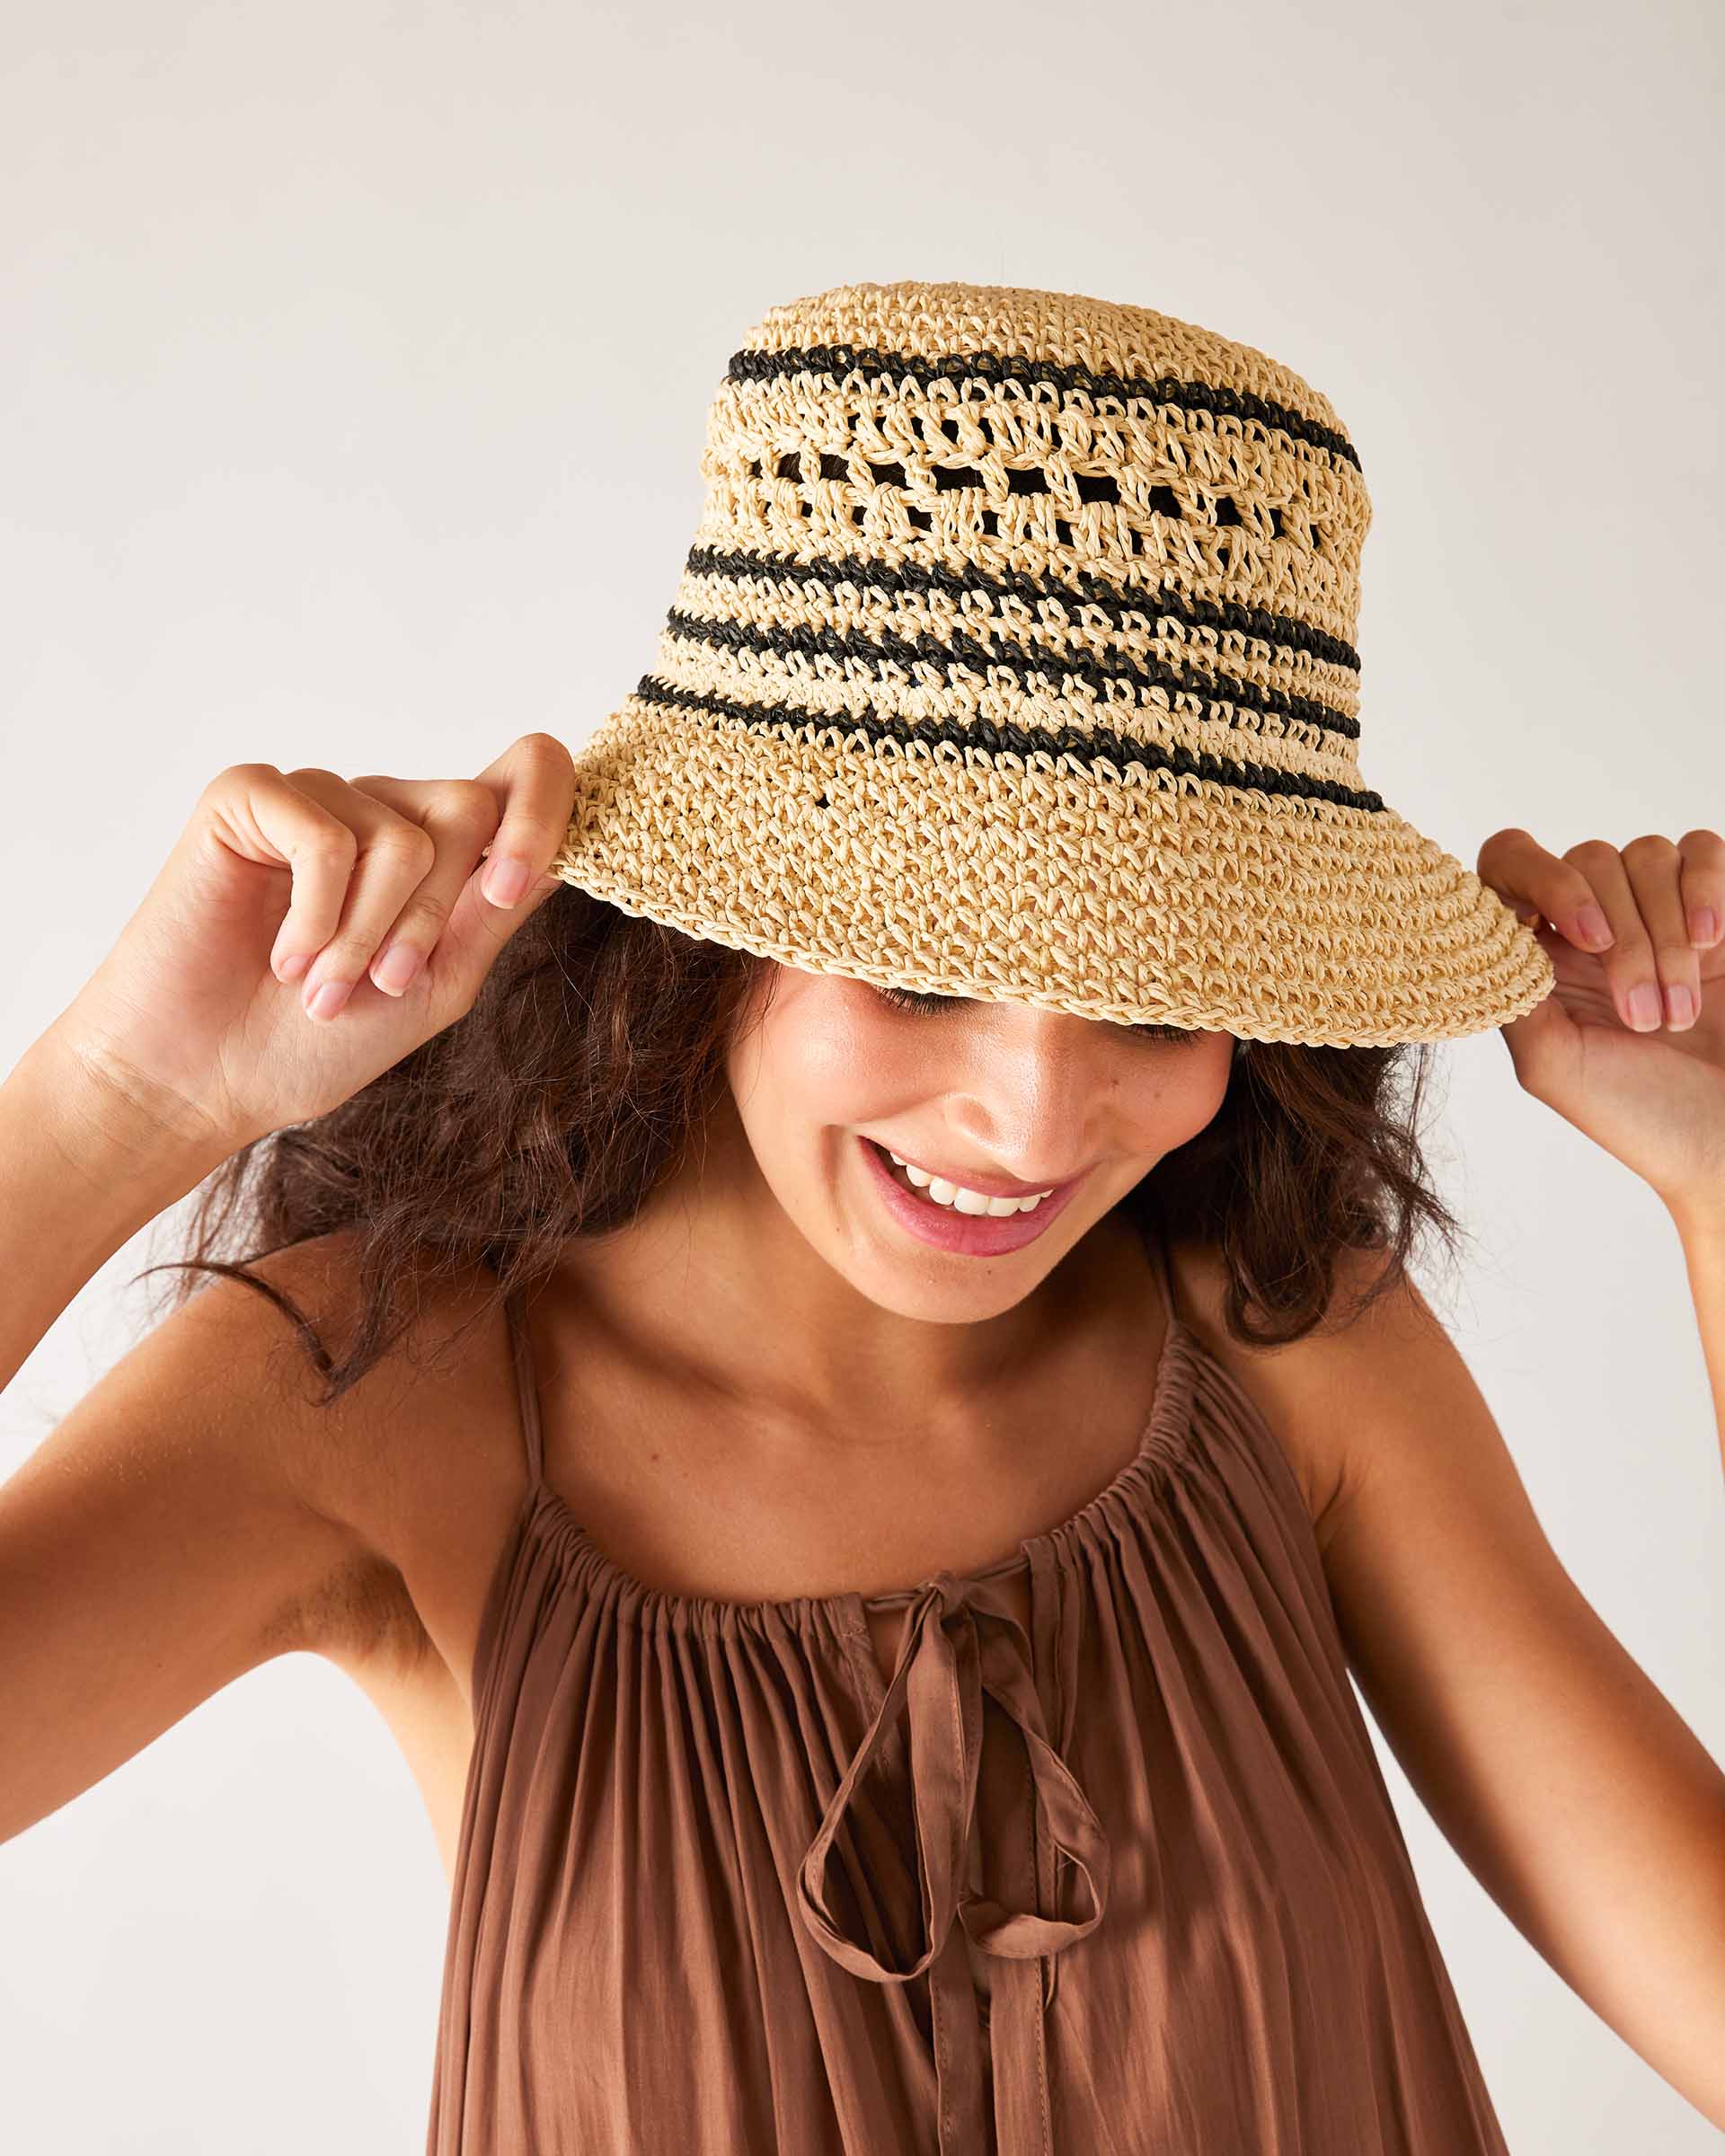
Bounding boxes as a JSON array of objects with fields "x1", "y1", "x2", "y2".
[
  {"x1": 392, "y1": 733, "x2": 578, "y2": 1015},
  {"x1": 346, "y1": 774, "x2": 500, "y2": 997},
  {"x1": 207, "y1": 764, "x2": 366, "y2": 985},
  {"x1": 1677, "y1": 827, "x2": 1725, "y2": 952},
  {"x1": 1475, "y1": 826, "x2": 1615, "y2": 950},
  {"x1": 1616, "y1": 834, "x2": 1701, "y2": 1031},
  {"x1": 465, "y1": 731, "x2": 579, "y2": 911},
  {"x1": 274, "y1": 767, "x2": 438, "y2": 1021},
  {"x1": 1561, "y1": 837, "x2": 1678, "y2": 1033}
]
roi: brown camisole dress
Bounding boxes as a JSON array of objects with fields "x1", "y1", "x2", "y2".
[{"x1": 426, "y1": 1212, "x2": 1510, "y2": 2154}]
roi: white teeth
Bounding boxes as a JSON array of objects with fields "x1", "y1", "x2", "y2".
[{"x1": 885, "y1": 1148, "x2": 1052, "y2": 1216}]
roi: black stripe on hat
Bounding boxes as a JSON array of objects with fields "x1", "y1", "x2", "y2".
[
  {"x1": 661, "y1": 605, "x2": 1359, "y2": 747},
  {"x1": 686, "y1": 544, "x2": 1361, "y2": 678},
  {"x1": 726, "y1": 345, "x2": 1362, "y2": 473},
  {"x1": 630, "y1": 674, "x2": 1387, "y2": 815}
]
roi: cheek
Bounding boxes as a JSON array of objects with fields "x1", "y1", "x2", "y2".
[
  {"x1": 731, "y1": 1000, "x2": 902, "y2": 1130},
  {"x1": 1130, "y1": 1044, "x2": 1234, "y2": 1148},
  {"x1": 785, "y1": 1018, "x2": 910, "y2": 1123}
]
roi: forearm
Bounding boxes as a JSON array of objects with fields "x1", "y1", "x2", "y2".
[
  {"x1": 0, "y1": 1025, "x2": 234, "y2": 1392},
  {"x1": 1665, "y1": 1197, "x2": 1725, "y2": 1488}
]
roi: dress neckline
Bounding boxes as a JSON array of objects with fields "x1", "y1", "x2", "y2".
[{"x1": 509, "y1": 1215, "x2": 1202, "y2": 1639}]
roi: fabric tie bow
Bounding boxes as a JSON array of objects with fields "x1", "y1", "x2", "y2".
[{"x1": 796, "y1": 1568, "x2": 1111, "y2": 2156}]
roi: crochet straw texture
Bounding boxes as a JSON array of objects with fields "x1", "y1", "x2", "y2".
[{"x1": 548, "y1": 279, "x2": 1555, "y2": 1047}]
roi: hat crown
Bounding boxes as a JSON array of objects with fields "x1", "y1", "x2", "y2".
[{"x1": 659, "y1": 278, "x2": 1375, "y2": 806}]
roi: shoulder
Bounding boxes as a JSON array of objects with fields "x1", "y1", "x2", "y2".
[
  {"x1": 168, "y1": 1231, "x2": 526, "y2": 1674},
  {"x1": 1162, "y1": 1228, "x2": 1454, "y2": 1551}
]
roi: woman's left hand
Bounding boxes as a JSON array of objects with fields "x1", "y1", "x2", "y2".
[{"x1": 1478, "y1": 827, "x2": 1725, "y2": 1216}]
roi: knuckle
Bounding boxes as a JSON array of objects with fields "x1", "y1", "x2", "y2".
[
  {"x1": 1621, "y1": 832, "x2": 1677, "y2": 865},
  {"x1": 376, "y1": 819, "x2": 438, "y2": 870},
  {"x1": 212, "y1": 759, "x2": 277, "y2": 790},
  {"x1": 402, "y1": 886, "x2": 454, "y2": 933},
  {"x1": 436, "y1": 779, "x2": 499, "y2": 834},
  {"x1": 1560, "y1": 837, "x2": 1614, "y2": 868},
  {"x1": 300, "y1": 818, "x2": 358, "y2": 864},
  {"x1": 515, "y1": 729, "x2": 573, "y2": 771}
]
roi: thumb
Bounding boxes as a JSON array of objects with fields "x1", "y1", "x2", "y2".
[
  {"x1": 490, "y1": 865, "x2": 570, "y2": 941},
  {"x1": 1494, "y1": 941, "x2": 1575, "y2": 1098},
  {"x1": 514, "y1": 867, "x2": 570, "y2": 919},
  {"x1": 435, "y1": 863, "x2": 571, "y2": 1005}
]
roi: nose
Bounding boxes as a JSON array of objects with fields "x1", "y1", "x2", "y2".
[{"x1": 937, "y1": 1006, "x2": 1127, "y2": 1175}]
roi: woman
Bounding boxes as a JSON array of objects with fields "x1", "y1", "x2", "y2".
[{"x1": 3, "y1": 280, "x2": 1721, "y2": 2151}]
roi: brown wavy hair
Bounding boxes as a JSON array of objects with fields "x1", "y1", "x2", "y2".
[{"x1": 137, "y1": 883, "x2": 1464, "y2": 1406}]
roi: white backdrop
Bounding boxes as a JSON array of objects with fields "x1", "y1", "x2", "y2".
[{"x1": 3, "y1": 1, "x2": 1721, "y2": 2148}]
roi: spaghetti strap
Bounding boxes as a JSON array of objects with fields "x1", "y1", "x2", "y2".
[{"x1": 503, "y1": 1286, "x2": 546, "y2": 1489}]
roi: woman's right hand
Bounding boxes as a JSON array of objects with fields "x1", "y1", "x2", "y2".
[{"x1": 45, "y1": 734, "x2": 579, "y2": 1162}]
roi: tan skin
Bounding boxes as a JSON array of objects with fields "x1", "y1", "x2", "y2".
[{"x1": 1, "y1": 744, "x2": 1722, "y2": 2125}]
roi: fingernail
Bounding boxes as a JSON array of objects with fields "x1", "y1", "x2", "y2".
[
  {"x1": 1575, "y1": 906, "x2": 1613, "y2": 948},
  {"x1": 276, "y1": 951, "x2": 310, "y2": 983},
  {"x1": 483, "y1": 855, "x2": 531, "y2": 907},
  {"x1": 305, "y1": 977, "x2": 352, "y2": 1021},
  {"x1": 1690, "y1": 907, "x2": 1719, "y2": 946},
  {"x1": 1665, "y1": 985, "x2": 1695, "y2": 1029},
  {"x1": 1627, "y1": 984, "x2": 1662, "y2": 1031},
  {"x1": 372, "y1": 941, "x2": 423, "y2": 995}
]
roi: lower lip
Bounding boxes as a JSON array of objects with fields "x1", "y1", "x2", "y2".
[{"x1": 857, "y1": 1135, "x2": 1082, "y2": 1255}]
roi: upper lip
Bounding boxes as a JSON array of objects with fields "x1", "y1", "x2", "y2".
[{"x1": 870, "y1": 1138, "x2": 1080, "y2": 1199}]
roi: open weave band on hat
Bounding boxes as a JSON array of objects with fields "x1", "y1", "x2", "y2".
[{"x1": 547, "y1": 278, "x2": 1555, "y2": 1047}]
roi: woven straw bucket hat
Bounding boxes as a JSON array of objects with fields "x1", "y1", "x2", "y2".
[{"x1": 547, "y1": 278, "x2": 1556, "y2": 1047}]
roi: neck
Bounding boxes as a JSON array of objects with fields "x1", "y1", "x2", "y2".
[{"x1": 553, "y1": 1111, "x2": 1154, "y2": 1443}]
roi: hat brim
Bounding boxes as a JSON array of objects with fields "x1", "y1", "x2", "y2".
[{"x1": 548, "y1": 693, "x2": 1556, "y2": 1049}]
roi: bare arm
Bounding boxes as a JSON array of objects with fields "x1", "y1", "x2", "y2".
[
  {"x1": 0, "y1": 741, "x2": 578, "y2": 1846},
  {"x1": 0, "y1": 1036, "x2": 391, "y2": 1844},
  {"x1": 0, "y1": 1024, "x2": 231, "y2": 1393},
  {"x1": 1668, "y1": 1197, "x2": 1725, "y2": 1476},
  {"x1": 1311, "y1": 1247, "x2": 1725, "y2": 2129}
]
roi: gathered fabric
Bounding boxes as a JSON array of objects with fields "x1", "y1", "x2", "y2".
[{"x1": 427, "y1": 1215, "x2": 1508, "y2": 2154}]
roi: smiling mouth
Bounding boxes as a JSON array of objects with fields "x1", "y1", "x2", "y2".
[{"x1": 869, "y1": 1140, "x2": 1059, "y2": 1215}]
